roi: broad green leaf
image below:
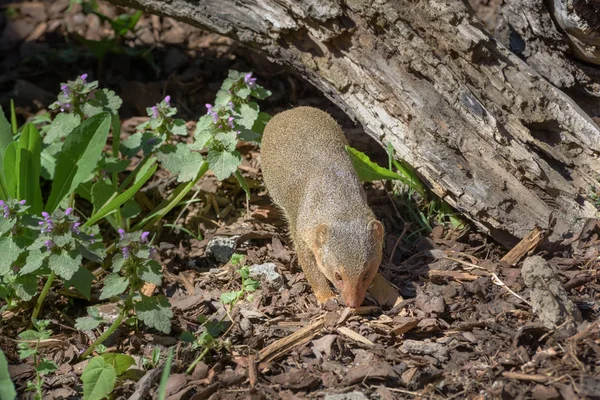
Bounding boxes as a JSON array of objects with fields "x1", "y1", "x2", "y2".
[
  {"x1": 157, "y1": 347, "x2": 174, "y2": 400},
  {"x1": 84, "y1": 163, "x2": 157, "y2": 227},
  {"x1": 101, "y1": 353, "x2": 135, "y2": 376},
  {"x1": 82, "y1": 356, "x2": 117, "y2": 400},
  {"x1": 345, "y1": 146, "x2": 405, "y2": 182},
  {"x1": 44, "y1": 113, "x2": 81, "y2": 144},
  {"x1": 121, "y1": 199, "x2": 141, "y2": 219},
  {"x1": 65, "y1": 266, "x2": 95, "y2": 300},
  {"x1": 235, "y1": 102, "x2": 259, "y2": 130},
  {"x1": 220, "y1": 291, "x2": 240, "y2": 304},
  {"x1": 82, "y1": 89, "x2": 122, "y2": 117},
  {"x1": 20, "y1": 249, "x2": 47, "y2": 275},
  {"x1": 46, "y1": 113, "x2": 111, "y2": 212},
  {"x1": 207, "y1": 149, "x2": 241, "y2": 181},
  {"x1": 47, "y1": 251, "x2": 82, "y2": 280},
  {"x1": 134, "y1": 294, "x2": 173, "y2": 334},
  {"x1": 36, "y1": 359, "x2": 57, "y2": 375},
  {"x1": 40, "y1": 142, "x2": 60, "y2": 180},
  {"x1": 250, "y1": 86, "x2": 272, "y2": 100},
  {"x1": 0, "y1": 350, "x2": 17, "y2": 400},
  {"x1": 170, "y1": 119, "x2": 188, "y2": 136},
  {"x1": 14, "y1": 275, "x2": 37, "y2": 301},
  {"x1": 100, "y1": 273, "x2": 129, "y2": 300},
  {"x1": 138, "y1": 260, "x2": 162, "y2": 286},
  {"x1": 91, "y1": 180, "x2": 116, "y2": 213},
  {"x1": 214, "y1": 131, "x2": 237, "y2": 152},
  {"x1": 0, "y1": 237, "x2": 20, "y2": 275},
  {"x1": 74, "y1": 316, "x2": 102, "y2": 331},
  {"x1": 9, "y1": 100, "x2": 16, "y2": 135},
  {"x1": 157, "y1": 143, "x2": 204, "y2": 183},
  {"x1": 2, "y1": 142, "x2": 17, "y2": 198},
  {"x1": 16, "y1": 124, "x2": 42, "y2": 214}
]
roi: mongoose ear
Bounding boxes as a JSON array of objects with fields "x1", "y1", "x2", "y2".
[
  {"x1": 368, "y1": 220, "x2": 384, "y2": 242},
  {"x1": 314, "y1": 223, "x2": 329, "y2": 247}
]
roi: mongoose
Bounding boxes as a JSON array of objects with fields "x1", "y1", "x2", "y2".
[{"x1": 261, "y1": 107, "x2": 384, "y2": 308}]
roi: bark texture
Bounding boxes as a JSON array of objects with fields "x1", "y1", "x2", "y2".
[{"x1": 110, "y1": 0, "x2": 600, "y2": 247}]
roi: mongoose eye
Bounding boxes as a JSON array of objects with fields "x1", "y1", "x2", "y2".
[
  {"x1": 334, "y1": 272, "x2": 342, "y2": 282},
  {"x1": 363, "y1": 272, "x2": 370, "y2": 282}
]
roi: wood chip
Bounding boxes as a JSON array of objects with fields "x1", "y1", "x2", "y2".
[
  {"x1": 247, "y1": 354, "x2": 257, "y2": 389},
  {"x1": 368, "y1": 273, "x2": 403, "y2": 307},
  {"x1": 336, "y1": 327, "x2": 374, "y2": 346},
  {"x1": 258, "y1": 318, "x2": 325, "y2": 362},
  {"x1": 501, "y1": 226, "x2": 545, "y2": 266},
  {"x1": 390, "y1": 318, "x2": 419, "y2": 336},
  {"x1": 501, "y1": 371, "x2": 549, "y2": 383},
  {"x1": 427, "y1": 269, "x2": 479, "y2": 282}
]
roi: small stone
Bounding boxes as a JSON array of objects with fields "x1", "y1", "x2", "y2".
[
  {"x1": 531, "y1": 384, "x2": 561, "y2": 400},
  {"x1": 324, "y1": 392, "x2": 369, "y2": 400},
  {"x1": 249, "y1": 262, "x2": 285, "y2": 290},
  {"x1": 205, "y1": 236, "x2": 238, "y2": 264}
]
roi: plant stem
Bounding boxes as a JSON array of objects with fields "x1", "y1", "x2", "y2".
[
  {"x1": 111, "y1": 114, "x2": 123, "y2": 227},
  {"x1": 80, "y1": 286, "x2": 135, "y2": 360},
  {"x1": 185, "y1": 346, "x2": 211, "y2": 375},
  {"x1": 31, "y1": 272, "x2": 55, "y2": 322},
  {"x1": 119, "y1": 153, "x2": 153, "y2": 192}
]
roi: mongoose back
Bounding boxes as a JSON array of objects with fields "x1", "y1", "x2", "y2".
[{"x1": 261, "y1": 106, "x2": 384, "y2": 307}]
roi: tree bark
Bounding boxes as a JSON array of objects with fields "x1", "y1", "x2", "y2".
[{"x1": 111, "y1": 0, "x2": 600, "y2": 248}]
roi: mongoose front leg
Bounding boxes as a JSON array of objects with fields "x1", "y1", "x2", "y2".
[{"x1": 296, "y1": 241, "x2": 335, "y2": 304}]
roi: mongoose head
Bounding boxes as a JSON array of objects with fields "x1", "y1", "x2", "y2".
[{"x1": 312, "y1": 218, "x2": 384, "y2": 308}]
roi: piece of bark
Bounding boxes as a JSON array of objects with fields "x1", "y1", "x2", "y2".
[{"x1": 501, "y1": 226, "x2": 545, "y2": 266}]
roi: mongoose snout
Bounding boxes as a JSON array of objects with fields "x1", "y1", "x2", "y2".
[{"x1": 261, "y1": 106, "x2": 384, "y2": 307}]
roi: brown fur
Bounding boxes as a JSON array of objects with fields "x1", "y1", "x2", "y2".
[{"x1": 261, "y1": 107, "x2": 384, "y2": 307}]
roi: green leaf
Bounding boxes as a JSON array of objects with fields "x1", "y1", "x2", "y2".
[
  {"x1": 157, "y1": 143, "x2": 204, "y2": 183},
  {"x1": 46, "y1": 113, "x2": 111, "y2": 212},
  {"x1": 234, "y1": 170, "x2": 250, "y2": 198},
  {"x1": 82, "y1": 89, "x2": 123, "y2": 117},
  {"x1": 157, "y1": 348, "x2": 174, "y2": 400},
  {"x1": 345, "y1": 146, "x2": 406, "y2": 182},
  {"x1": 235, "y1": 103, "x2": 259, "y2": 130},
  {"x1": 75, "y1": 316, "x2": 102, "y2": 331},
  {"x1": 251, "y1": 112, "x2": 271, "y2": 136},
  {"x1": 64, "y1": 266, "x2": 95, "y2": 300},
  {"x1": 91, "y1": 180, "x2": 116, "y2": 212},
  {"x1": 40, "y1": 142, "x2": 60, "y2": 180},
  {"x1": 134, "y1": 294, "x2": 173, "y2": 334},
  {"x1": 9, "y1": 100, "x2": 16, "y2": 135},
  {"x1": 47, "y1": 250, "x2": 82, "y2": 280},
  {"x1": 82, "y1": 356, "x2": 117, "y2": 400},
  {"x1": 0, "y1": 350, "x2": 17, "y2": 400},
  {"x1": 121, "y1": 199, "x2": 141, "y2": 219},
  {"x1": 100, "y1": 273, "x2": 129, "y2": 300},
  {"x1": 0, "y1": 237, "x2": 21, "y2": 276},
  {"x1": 2, "y1": 142, "x2": 17, "y2": 198},
  {"x1": 138, "y1": 260, "x2": 162, "y2": 286},
  {"x1": 220, "y1": 291, "x2": 240, "y2": 305},
  {"x1": 170, "y1": 119, "x2": 188, "y2": 136},
  {"x1": 214, "y1": 131, "x2": 237, "y2": 152},
  {"x1": 0, "y1": 107, "x2": 13, "y2": 200},
  {"x1": 20, "y1": 249, "x2": 47, "y2": 275},
  {"x1": 250, "y1": 86, "x2": 272, "y2": 100},
  {"x1": 101, "y1": 353, "x2": 135, "y2": 376},
  {"x1": 207, "y1": 149, "x2": 241, "y2": 181},
  {"x1": 36, "y1": 359, "x2": 57, "y2": 375},
  {"x1": 15, "y1": 124, "x2": 43, "y2": 213},
  {"x1": 14, "y1": 275, "x2": 37, "y2": 301},
  {"x1": 84, "y1": 163, "x2": 157, "y2": 227},
  {"x1": 44, "y1": 113, "x2": 81, "y2": 144}
]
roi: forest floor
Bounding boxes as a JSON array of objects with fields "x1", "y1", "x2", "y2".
[{"x1": 0, "y1": 1, "x2": 598, "y2": 399}]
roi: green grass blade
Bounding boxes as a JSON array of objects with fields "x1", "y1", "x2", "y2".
[
  {"x1": 9, "y1": 100, "x2": 17, "y2": 135},
  {"x1": 346, "y1": 146, "x2": 404, "y2": 182},
  {"x1": 16, "y1": 124, "x2": 42, "y2": 213},
  {"x1": 84, "y1": 163, "x2": 157, "y2": 227},
  {"x1": 157, "y1": 347, "x2": 174, "y2": 400},
  {"x1": 45, "y1": 112, "x2": 111, "y2": 212},
  {"x1": 2, "y1": 142, "x2": 17, "y2": 198},
  {"x1": 0, "y1": 107, "x2": 12, "y2": 200}
]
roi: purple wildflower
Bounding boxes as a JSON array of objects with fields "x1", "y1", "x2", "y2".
[
  {"x1": 228, "y1": 101, "x2": 234, "y2": 109},
  {"x1": 236, "y1": 130, "x2": 241, "y2": 137},
  {"x1": 19, "y1": 200, "x2": 26, "y2": 205},
  {"x1": 122, "y1": 246, "x2": 130, "y2": 259},
  {"x1": 80, "y1": 73, "x2": 88, "y2": 82},
  {"x1": 118, "y1": 228, "x2": 126, "y2": 239},
  {"x1": 164, "y1": 95, "x2": 171, "y2": 104},
  {"x1": 90, "y1": 233, "x2": 95, "y2": 244},
  {"x1": 2, "y1": 204, "x2": 9, "y2": 218},
  {"x1": 244, "y1": 72, "x2": 257, "y2": 87},
  {"x1": 60, "y1": 102, "x2": 72, "y2": 112},
  {"x1": 205, "y1": 104, "x2": 213, "y2": 113},
  {"x1": 44, "y1": 240, "x2": 54, "y2": 252},
  {"x1": 227, "y1": 116, "x2": 235, "y2": 129},
  {"x1": 65, "y1": 207, "x2": 73, "y2": 216},
  {"x1": 71, "y1": 222, "x2": 81, "y2": 234},
  {"x1": 41, "y1": 212, "x2": 49, "y2": 218},
  {"x1": 218, "y1": 125, "x2": 222, "y2": 129},
  {"x1": 211, "y1": 111, "x2": 219, "y2": 124},
  {"x1": 61, "y1": 84, "x2": 71, "y2": 97},
  {"x1": 151, "y1": 106, "x2": 159, "y2": 119},
  {"x1": 141, "y1": 231, "x2": 150, "y2": 243}
]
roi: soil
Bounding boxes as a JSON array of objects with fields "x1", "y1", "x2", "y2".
[{"x1": 0, "y1": 1, "x2": 598, "y2": 399}]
